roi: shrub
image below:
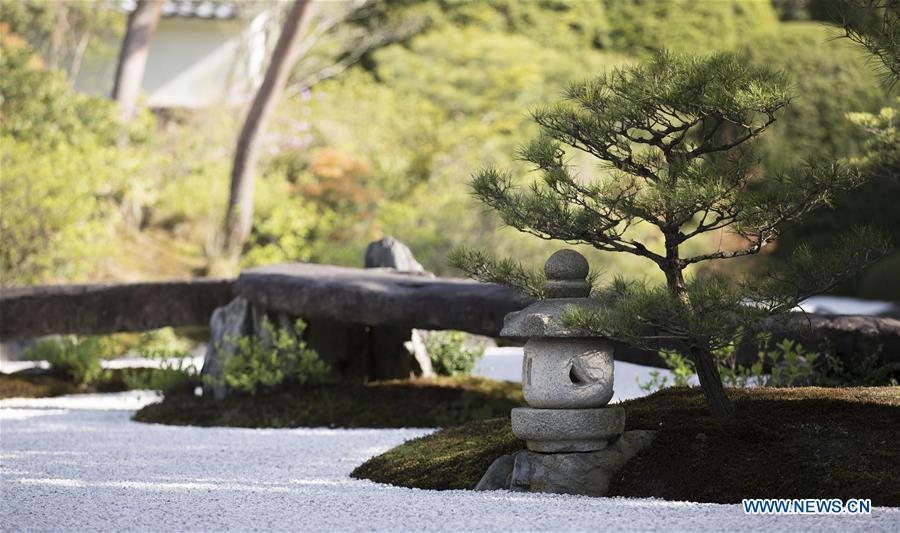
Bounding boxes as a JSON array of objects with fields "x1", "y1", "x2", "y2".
[
  {"x1": 425, "y1": 331, "x2": 485, "y2": 376},
  {"x1": 639, "y1": 334, "x2": 896, "y2": 392},
  {"x1": 121, "y1": 345, "x2": 198, "y2": 394},
  {"x1": 221, "y1": 318, "x2": 328, "y2": 395},
  {"x1": 0, "y1": 30, "x2": 154, "y2": 285},
  {"x1": 603, "y1": 0, "x2": 779, "y2": 55},
  {"x1": 122, "y1": 365, "x2": 196, "y2": 394},
  {"x1": 25, "y1": 336, "x2": 110, "y2": 386},
  {"x1": 741, "y1": 23, "x2": 892, "y2": 168}
]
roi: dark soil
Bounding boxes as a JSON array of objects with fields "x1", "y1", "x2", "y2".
[
  {"x1": 133, "y1": 377, "x2": 525, "y2": 429},
  {"x1": 351, "y1": 386, "x2": 900, "y2": 506}
]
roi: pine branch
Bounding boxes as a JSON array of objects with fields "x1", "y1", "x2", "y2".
[{"x1": 447, "y1": 248, "x2": 546, "y2": 299}]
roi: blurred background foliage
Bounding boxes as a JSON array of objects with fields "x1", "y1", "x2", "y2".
[{"x1": 1, "y1": 0, "x2": 896, "y2": 300}]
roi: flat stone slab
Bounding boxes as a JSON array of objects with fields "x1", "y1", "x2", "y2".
[
  {"x1": 511, "y1": 406, "x2": 625, "y2": 452},
  {"x1": 0, "y1": 279, "x2": 234, "y2": 340},
  {"x1": 476, "y1": 429, "x2": 657, "y2": 496},
  {"x1": 235, "y1": 263, "x2": 530, "y2": 337}
]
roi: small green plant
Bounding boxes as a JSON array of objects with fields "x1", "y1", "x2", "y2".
[
  {"x1": 638, "y1": 333, "x2": 820, "y2": 392},
  {"x1": 121, "y1": 346, "x2": 198, "y2": 394},
  {"x1": 758, "y1": 339, "x2": 819, "y2": 387},
  {"x1": 25, "y1": 336, "x2": 110, "y2": 386},
  {"x1": 817, "y1": 348, "x2": 898, "y2": 387},
  {"x1": 221, "y1": 318, "x2": 328, "y2": 395},
  {"x1": 425, "y1": 331, "x2": 485, "y2": 376}
]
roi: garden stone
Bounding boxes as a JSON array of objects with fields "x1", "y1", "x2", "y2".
[
  {"x1": 365, "y1": 236, "x2": 434, "y2": 379},
  {"x1": 202, "y1": 297, "x2": 252, "y2": 400},
  {"x1": 506, "y1": 430, "x2": 657, "y2": 496},
  {"x1": 511, "y1": 406, "x2": 625, "y2": 452},
  {"x1": 474, "y1": 453, "x2": 515, "y2": 491},
  {"x1": 364, "y1": 236, "x2": 427, "y2": 273}
]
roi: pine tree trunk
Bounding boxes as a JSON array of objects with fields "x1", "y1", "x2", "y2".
[
  {"x1": 662, "y1": 235, "x2": 736, "y2": 417},
  {"x1": 112, "y1": 0, "x2": 163, "y2": 122},
  {"x1": 690, "y1": 344, "x2": 735, "y2": 418},
  {"x1": 221, "y1": 0, "x2": 314, "y2": 264}
]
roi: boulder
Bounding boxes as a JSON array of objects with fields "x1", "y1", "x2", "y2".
[
  {"x1": 476, "y1": 430, "x2": 656, "y2": 497},
  {"x1": 201, "y1": 297, "x2": 252, "y2": 400},
  {"x1": 364, "y1": 236, "x2": 427, "y2": 273}
]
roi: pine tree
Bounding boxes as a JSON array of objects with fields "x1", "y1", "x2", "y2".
[{"x1": 451, "y1": 52, "x2": 889, "y2": 417}]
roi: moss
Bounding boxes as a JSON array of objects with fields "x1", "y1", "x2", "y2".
[
  {"x1": 0, "y1": 373, "x2": 82, "y2": 398},
  {"x1": 133, "y1": 376, "x2": 525, "y2": 429},
  {"x1": 0, "y1": 368, "x2": 160, "y2": 399},
  {"x1": 353, "y1": 386, "x2": 900, "y2": 506},
  {"x1": 353, "y1": 418, "x2": 522, "y2": 490}
]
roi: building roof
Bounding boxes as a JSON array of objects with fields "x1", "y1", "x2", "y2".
[{"x1": 119, "y1": 1, "x2": 248, "y2": 20}]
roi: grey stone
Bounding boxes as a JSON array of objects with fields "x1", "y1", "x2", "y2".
[
  {"x1": 479, "y1": 430, "x2": 656, "y2": 497},
  {"x1": 474, "y1": 453, "x2": 515, "y2": 491},
  {"x1": 202, "y1": 297, "x2": 252, "y2": 400},
  {"x1": 364, "y1": 237, "x2": 433, "y2": 380},
  {"x1": 235, "y1": 263, "x2": 529, "y2": 338},
  {"x1": 543, "y1": 249, "x2": 591, "y2": 299},
  {"x1": 521, "y1": 337, "x2": 614, "y2": 408},
  {"x1": 0, "y1": 279, "x2": 234, "y2": 341},
  {"x1": 511, "y1": 406, "x2": 625, "y2": 452},
  {"x1": 364, "y1": 236, "x2": 426, "y2": 273},
  {"x1": 500, "y1": 298, "x2": 603, "y2": 338},
  {"x1": 406, "y1": 329, "x2": 436, "y2": 378}
]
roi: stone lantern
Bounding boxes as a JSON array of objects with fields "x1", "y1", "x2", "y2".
[
  {"x1": 503, "y1": 248, "x2": 623, "y2": 453},
  {"x1": 475, "y1": 249, "x2": 655, "y2": 496}
]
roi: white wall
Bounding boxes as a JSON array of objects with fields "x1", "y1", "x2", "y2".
[{"x1": 75, "y1": 13, "x2": 268, "y2": 108}]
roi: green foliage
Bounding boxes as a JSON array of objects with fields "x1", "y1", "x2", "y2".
[
  {"x1": 603, "y1": 0, "x2": 779, "y2": 55},
  {"x1": 25, "y1": 336, "x2": 110, "y2": 386},
  {"x1": 120, "y1": 333, "x2": 199, "y2": 393},
  {"x1": 847, "y1": 100, "x2": 899, "y2": 179},
  {"x1": 448, "y1": 248, "x2": 546, "y2": 298},
  {"x1": 265, "y1": 24, "x2": 628, "y2": 274},
  {"x1": 742, "y1": 23, "x2": 892, "y2": 168},
  {"x1": 639, "y1": 333, "x2": 896, "y2": 392},
  {"x1": 458, "y1": 50, "x2": 889, "y2": 415},
  {"x1": 424, "y1": 331, "x2": 485, "y2": 377},
  {"x1": 121, "y1": 354, "x2": 197, "y2": 394},
  {"x1": 0, "y1": 32, "x2": 160, "y2": 285},
  {"x1": 221, "y1": 318, "x2": 328, "y2": 395},
  {"x1": 0, "y1": 0, "x2": 124, "y2": 81},
  {"x1": 835, "y1": 0, "x2": 900, "y2": 83}
]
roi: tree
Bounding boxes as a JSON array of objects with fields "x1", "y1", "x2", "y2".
[
  {"x1": 451, "y1": 52, "x2": 888, "y2": 417},
  {"x1": 111, "y1": 0, "x2": 162, "y2": 122},
  {"x1": 221, "y1": 0, "x2": 321, "y2": 267},
  {"x1": 836, "y1": 0, "x2": 899, "y2": 84}
]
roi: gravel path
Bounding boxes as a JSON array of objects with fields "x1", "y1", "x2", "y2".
[{"x1": 1, "y1": 393, "x2": 897, "y2": 532}]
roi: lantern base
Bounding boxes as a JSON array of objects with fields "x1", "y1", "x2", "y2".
[{"x1": 511, "y1": 406, "x2": 625, "y2": 453}]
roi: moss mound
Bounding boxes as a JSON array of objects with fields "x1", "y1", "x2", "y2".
[
  {"x1": 0, "y1": 373, "x2": 81, "y2": 398},
  {"x1": 0, "y1": 368, "x2": 158, "y2": 399},
  {"x1": 352, "y1": 386, "x2": 900, "y2": 506},
  {"x1": 133, "y1": 376, "x2": 524, "y2": 429}
]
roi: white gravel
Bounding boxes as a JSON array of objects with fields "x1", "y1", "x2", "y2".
[{"x1": 2, "y1": 393, "x2": 897, "y2": 532}]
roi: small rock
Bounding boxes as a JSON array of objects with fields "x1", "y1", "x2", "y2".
[
  {"x1": 474, "y1": 454, "x2": 514, "y2": 491},
  {"x1": 364, "y1": 236, "x2": 425, "y2": 273}
]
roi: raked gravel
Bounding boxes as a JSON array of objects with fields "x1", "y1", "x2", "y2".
[{"x1": 1, "y1": 392, "x2": 897, "y2": 532}]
